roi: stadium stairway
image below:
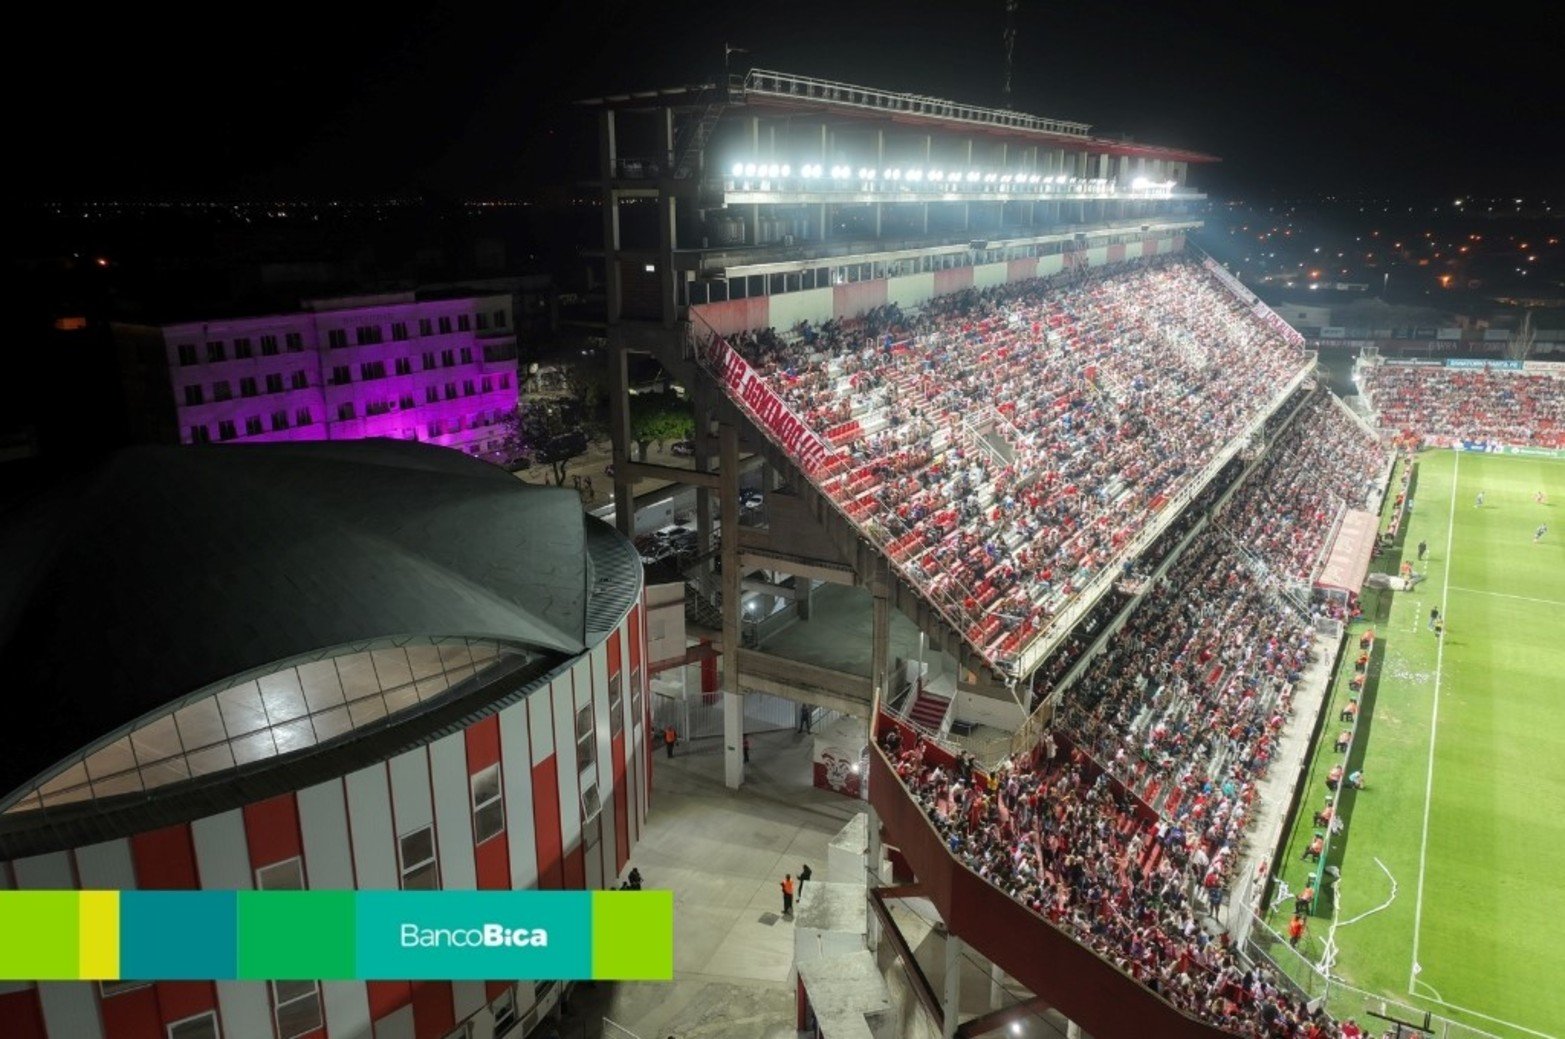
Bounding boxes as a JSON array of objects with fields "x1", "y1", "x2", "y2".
[{"x1": 906, "y1": 686, "x2": 951, "y2": 732}]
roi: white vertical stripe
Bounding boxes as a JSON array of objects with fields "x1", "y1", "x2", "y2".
[
  {"x1": 499, "y1": 699, "x2": 539, "y2": 891},
  {"x1": 297, "y1": 779, "x2": 356, "y2": 890},
  {"x1": 429, "y1": 734, "x2": 477, "y2": 891},
  {"x1": 191, "y1": 810, "x2": 251, "y2": 889},
  {"x1": 74, "y1": 839, "x2": 136, "y2": 891},
  {"x1": 37, "y1": 983, "x2": 103, "y2": 1039},
  {"x1": 387, "y1": 748, "x2": 435, "y2": 838},
  {"x1": 12, "y1": 851, "x2": 73, "y2": 889},
  {"x1": 321, "y1": 981, "x2": 372, "y2": 1039},
  {"x1": 554, "y1": 672, "x2": 582, "y2": 869},
  {"x1": 373, "y1": 1002, "x2": 415, "y2": 1039},
  {"x1": 451, "y1": 980, "x2": 486, "y2": 1021},
  {"x1": 215, "y1": 981, "x2": 273, "y2": 1039},
  {"x1": 345, "y1": 763, "x2": 398, "y2": 890},
  {"x1": 0, "y1": 860, "x2": 21, "y2": 998},
  {"x1": 590, "y1": 642, "x2": 615, "y2": 885},
  {"x1": 527, "y1": 680, "x2": 555, "y2": 762}
]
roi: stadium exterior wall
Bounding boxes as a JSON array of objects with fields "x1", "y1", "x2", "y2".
[
  {"x1": 690, "y1": 231, "x2": 1188, "y2": 334},
  {"x1": 0, "y1": 603, "x2": 652, "y2": 1039}
]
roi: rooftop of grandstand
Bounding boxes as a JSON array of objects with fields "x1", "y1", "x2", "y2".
[{"x1": 703, "y1": 256, "x2": 1311, "y2": 675}]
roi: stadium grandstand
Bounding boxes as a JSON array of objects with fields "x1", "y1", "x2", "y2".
[{"x1": 1357, "y1": 359, "x2": 1565, "y2": 450}]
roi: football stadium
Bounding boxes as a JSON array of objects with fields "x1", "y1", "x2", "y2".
[{"x1": 2, "y1": 64, "x2": 1559, "y2": 1039}]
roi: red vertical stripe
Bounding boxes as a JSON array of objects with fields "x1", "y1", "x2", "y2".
[
  {"x1": 130, "y1": 824, "x2": 219, "y2": 1037},
  {"x1": 560, "y1": 670, "x2": 587, "y2": 890},
  {"x1": 531, "y1": 756, "x2": 563, "y2": 889},
  {"x1": 0, "y1": 990, "x2": 46, "y2": 1039},
  {"x1": 484, "y1": 980, "x2": 511, "y2": 1002},
  {"x1": 466, "y1": 716, "x2": 510, "y2": 890},
  {"x1": 155, "y1": 983, "x2": 217, "y2": 1025},
  {"x1": 611, "y1": 732, "x2": 629, "y2": 875},
  {"x1": 243, "y1": 793, "x2": 303, "y2": 875},
  {"x1": 410, "y1": 982, "x2": 455, "y2": 1038},
  {"x1": 368, "y1": 982, "x2": 411, "y2": 1022},
  {"x1": 100, "y1": 988, "x2": 162, "y2": 1039}
]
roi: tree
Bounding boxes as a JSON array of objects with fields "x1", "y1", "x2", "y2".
[
  {"x1": 521, "y1": 402, "x2": 586, "y2": 486},
  {"x1": 629, "y1": 392, "x2": 695, "y2": 461}
]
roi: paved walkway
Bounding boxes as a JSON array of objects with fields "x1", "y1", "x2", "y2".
[{"x1": 558, "y1": 728, "x2": 866, "y2": 1039}]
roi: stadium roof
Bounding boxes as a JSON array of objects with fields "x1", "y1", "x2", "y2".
[{"x1": 0, "y1": 440, "x2": 591, "y2": 801}]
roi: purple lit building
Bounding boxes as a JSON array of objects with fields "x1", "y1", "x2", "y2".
[{"x1": 115, "y1": 291, "x2": 520, "y2": 455}]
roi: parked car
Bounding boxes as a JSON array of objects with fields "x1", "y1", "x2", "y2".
[{"x1": 670, "y1": 439, "x2": 696, "y2": 457}]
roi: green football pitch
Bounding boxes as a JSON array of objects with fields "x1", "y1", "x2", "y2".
[{"x1": 1270, "y1": 450, "x2": 1564, "y2": 1039}]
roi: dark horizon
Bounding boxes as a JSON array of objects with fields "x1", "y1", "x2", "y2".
[{"x1": 13, "y1": 2, "x2": 1561, "y2": 203}]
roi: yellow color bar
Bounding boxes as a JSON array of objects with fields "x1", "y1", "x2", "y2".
[{"x1": 77, "y1": 891, "x2": 120, "y2": 980}]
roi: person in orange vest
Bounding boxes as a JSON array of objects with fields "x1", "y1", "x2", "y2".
[
  {"x1": 1288, "y1": 913, "x2": 1306, "y2": 948},
  {"x1": 663, "y1": 725, "x2": 677, "y2": 758},
  {"x1": 781, "y1": 873, "x2": 795, "y2": 916}
]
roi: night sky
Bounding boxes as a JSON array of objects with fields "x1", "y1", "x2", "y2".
[{"x1": 17, "y1": 1, "x2": 1561, "y2": 201}]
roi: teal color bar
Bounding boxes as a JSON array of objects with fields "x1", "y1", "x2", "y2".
[
  {"x1": 120, "y1": 891, "x2": 236, "y2": 980},
  {"x1": 355, "y1": 890, "x2": 592, "y2": 980}
]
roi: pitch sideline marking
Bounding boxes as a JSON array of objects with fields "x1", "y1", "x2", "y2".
[
  {"x1": 1448, "y1": 585, "x2": 1565, "y2": 609},
  {"x1": 1417, "y1": 992, "x2": 1560, "y2": 1039},
  {"x1": 1409, "y1": 451, "x2": 1456, "y2": 994}
]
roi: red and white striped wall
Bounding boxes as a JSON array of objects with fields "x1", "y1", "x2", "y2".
[{"x1": 0, "y1": 603, "x2": 652, "y2": 1039}]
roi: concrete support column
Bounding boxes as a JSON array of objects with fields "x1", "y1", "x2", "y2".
[
  {"x1": 942, "y1": 933, "x2": 962, "y2": 1039},
  {"x1": 865, "y1": 804, "x2": 883, "y2": 950},
  {"x1": 1066, "y1": 1020, "x2": 1083, "y2": 1039},
  {"x1": 599, "y1": 112, "x2": 621, "y2": 325},
  {"x1": 988, "y1": 961, "x2": 1005, "y2": 1010},
  {"x1": 720, "y1": 421, "x2": 744, "y2": 789},
  {"x1": 608, "y1": 341, "x2": 634, "y2": 535},
  {"x1": 694, "y1": 384, "x2": 715, "y2": 568},
  {"x1": 658, "y1": 108, "x2": 678, "y2": 320},
  {"x1": 873, "y1": 202, "x2": 882, "y2": 238},
  {"x1": 921, "y1": 202, "x2": 930, "y2": 235},
  {"x1": 818, "y1": 202, "x2": 828, "y2": 242},
  {"x1": 870, "y1": 571, "x2": 892, "y2": 703}
]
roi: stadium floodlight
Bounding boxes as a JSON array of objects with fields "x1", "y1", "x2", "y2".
[
  {"x1": 731, "y1": 162, "x2": 743, "y2": 177},
  {"x1": 780, "y1": 164, "x2": 791, "y2": 177},
  {"x1": 984, "y1": 173, "x2": 998, "y2": 183},
  {"x1": 1132, "y1": 176, "x2": 1149, "y2": 191},
  {"x1": 744, "y1": 163, "x2": 757, "y2": 177},
  {"x1": 1001, "y1": 174, "x2": 1012, "y2": 184},
  {"x1": 906, "y1": 169, "x2": 922, "y2": 182},
  {"x1": 967, "y1": 171, "x2": 981, "y2": 183},
  {"x1": 929, "y1": 170, "x2": 943, "y2": 181},
  {"x1": 766, "y1": 164, "x2": 779, "y2": 177}
]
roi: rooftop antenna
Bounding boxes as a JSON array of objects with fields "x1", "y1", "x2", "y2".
[{"x1": 1002, "y1": 0, "x2": 1019, "y2": 107}]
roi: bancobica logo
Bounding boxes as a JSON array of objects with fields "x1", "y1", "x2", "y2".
[{"x1": 400, "y1": 923, "x2": 550, "y2": 948}]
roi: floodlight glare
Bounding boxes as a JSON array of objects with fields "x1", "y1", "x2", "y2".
[
  {"x1": 744, "y1": 163, "x2": 757, "y2": 176},
  {"x1": 780, "y1": 164, "x2": 791, "y2": 177},
  {"x1": 731, "y1": 162, "x2": 743, "y2": 177}
]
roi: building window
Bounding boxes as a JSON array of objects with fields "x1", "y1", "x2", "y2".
[
  {"x1": 100, "y1": 980, "x2": 151, "y2": 998},
  {"x1": 234, "y1": 337, "x2": 253, "y2": 359},
  {"x1": 575, "y1": 704, "x2": 595, "y2": 770},
  {"x1": 463, "y1": 380, "x2": 476, "y2": 397},
  {"x1": 366, "y1": 400, "x2": 392, "y2": 416},
  {"x1": 177, "y1": 343, "x2": 199, "y2": 366},
  {"x1": 441, "y1": 349, "x2": 455, "y2": 367},
  {"x1": 395, "y1": 357, "x2": 412, "y2": 375},
  {"x1": 273, "y1": 980, "x2": 323, "y2": 1039},
  {"x1": 360, "y1": 361, "x2": 386, "y2": 380},
  {"x1": 218, "y1": 420, "x2": 237, "y2": 441},
  {"x1": 491, "y1": 989, "x2": 516, "y2": 1033},
  {"x1": 184, "y1": 384, "x2": 204, "y2": 406},
  {"x1": 189, "y1": 425, "x2": 210, "y2": 445},
  {"x1": 581, "y1": 779, "x2": 601, "y2": 823},
  {"x1": 460, "y1": 347, "x2": 473, "y2": 364},
  {"x1": 260, "y1": 334, "x2": 279, "y2": 356},
  {"x1": 291, "y1": 370, "x2": 309, "y2": 390},
  {"x1": 256, "y1": 857, "x2": 304, "y2": 891},
  {"x1": 608, "y1": 671, "x2": 624, "y2": 737},
  {"x1": 438, "y1": 316, "x2": 452, "y2": 334},
  {"x1": 245, "y1": 416, "x2": 263, "y2": 437},
  {"x1": 271, "y1": 410, "x2": 289, "y2": 431},
  {"x1": 475, "y1": 312, "x2": 489, "y2": 331},
  {"x1": 399, "y1": 826, "x2": 439, "y2": 890},
  {"x1": 337, "y1": 402, "x2": 355, "y2": 421},
  {"x1": 500, "y1": 374, "x2": 511, "y2": 389},
  {"x1": 213, "y1": 380, "x2": 232, "y2": 401},
  {"x1": 205, "y1": 341, "x2": 226, "y2": 363},
  {"x1": 471, "y1": 763, "x2": 504, "y2": 844},
  {"x1": 166, "y1": 1011, "x2": 220, "y2": 1039},
  {"x1": 427, "y1": 420, "x2": 443, "y2": 437},
  {"x1": 419, "y1": 318, "x2": 433, "y2": 337},
  {"x1": 295, "y1": 408, "x2": 313, "y2": 427},
  {"x1": 481, "y1": 377, "x2": 493, "y2": 394},
  {"x1": 391, "y1": 321, "x2": 409, "y2": 341},
  {"x1": 494, "y1": 309, "x2": 507, "y2": 327},
  {"x1": 355, "y1": 324, "x2": 381, "y2": 346},
  {"x1": 265, "y1": 373, "x2": 284, "y2": 394},
  {"x1": 396, "y1": 395, "x2": 414, "y2": 410},
  {"x1": 240, "y1": 377, "x2": 258, "y2": 397},
  {"x1": 332, "y1": 366, "x2": 351, "y2": 386},
  {"x1": 457, "y1": 314, "x2": 471, "y2": 332},
  {"x1": 285, "y1": 332, "x2": 304, "y2": 352},
  {"x1": 327, "y1": 329, "x2": 348, "y2": 349},
  {"x1": 422, "y1": 351, "x2": 436, "y2": 370},
  {"x1": 425, "y1": 386, "x2": 439, "y2": 404},
  {"x1": 444, "y1": 383, "x2": 457, "y2": 400}
]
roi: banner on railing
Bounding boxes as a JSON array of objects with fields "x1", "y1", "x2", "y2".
[
  {"x1": 1445, "y1": 358, "x2": 1523, "y2": 370},
  {"x1": 705, "y1": 336, "x2": 836, "y2": 474}
]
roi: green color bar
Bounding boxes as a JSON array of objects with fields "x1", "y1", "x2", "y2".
[
  {"x1": 591, "y1": 890, "x2": 672, "y2": 980},
  {"x1": 237, "y1": 891, "x2": 357, "y2": 980},
  {"x1": 0, "y1": 892, "x2": 79, "y2": 980}
]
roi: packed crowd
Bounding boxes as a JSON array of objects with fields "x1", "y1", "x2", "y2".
[
  {"x1": 1363, "y1": 364, "x2": 1565, "y2": 448},
  {"x1": 1217, "y1": 395, "x2": 1389, "y2": 583},
  {"x1": 724, "y1": 257, "x2": 1309, "y2": 665}
]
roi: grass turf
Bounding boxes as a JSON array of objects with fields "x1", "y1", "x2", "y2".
[{"x1": 1269, "y1": 450, "x2": 1564, "y2": 1039}]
